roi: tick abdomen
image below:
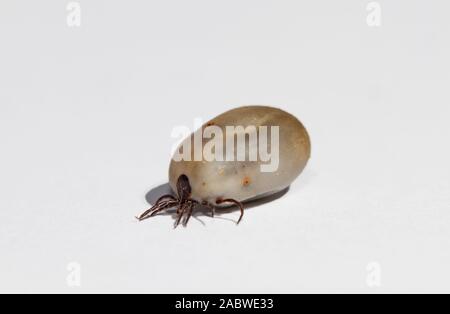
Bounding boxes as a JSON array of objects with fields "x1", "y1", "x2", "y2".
[{"x1": 169, "y1": 106, "x2": 311, "y2": 206}]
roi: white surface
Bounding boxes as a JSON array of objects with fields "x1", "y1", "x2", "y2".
[{"x1": 1, "y1": 0, "x2": 450, "y2": 293}]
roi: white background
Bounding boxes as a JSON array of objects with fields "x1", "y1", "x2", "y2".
[{"x1": 1, "y1": 0, "x2": 450, "y2": 293}]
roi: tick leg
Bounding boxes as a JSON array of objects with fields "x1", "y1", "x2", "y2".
[
  {"x1": 216, "y1": 198, "x2": 244, "y2": 224},
  {"x1": 137, "y1": 194, "x2": 177, "y2": 220},
  {"x1": 202, "y1": 201, "x2": 216, "y2": 217},
  {"x1": 174, "y1": 203, "x2": 188, "y2": 228},
  {"x1": 137, "y1": 199, "x2": 178, "y2": 221},
  {"x1": 182, "y1": 202, "x2": 195, "y2": 227},
  {"x1": 148, "y1": 200, "x2": 179, "y2": 218}
]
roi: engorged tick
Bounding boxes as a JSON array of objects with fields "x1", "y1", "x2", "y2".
[{"x1": 136, "y1": 105, "x2": 311, "y2": 228}]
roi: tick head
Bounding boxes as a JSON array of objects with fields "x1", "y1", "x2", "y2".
[{"x1": 176, "y1": 174, "x2": 192, "y2": 202}]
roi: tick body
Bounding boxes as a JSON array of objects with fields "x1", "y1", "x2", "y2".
[{"x1": 137, "y1": 105, "x2": 311, "y2": 227}]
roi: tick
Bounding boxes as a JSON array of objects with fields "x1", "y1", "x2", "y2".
[{"x1": 137, "y1": 105, "x2": 311, "y2": 227}]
